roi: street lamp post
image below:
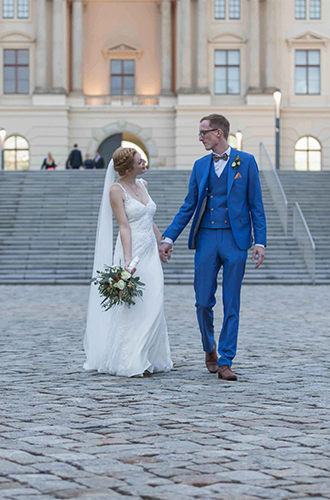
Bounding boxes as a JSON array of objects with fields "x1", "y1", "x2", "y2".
[
  {"x1": 273, "y1": 90, "x2": 282, "y2": 170},
  {"x1": 236, "y1": 131, "x2": 243, "y2": 151},
  {"x1": 0, "y1": 128, "x2": 7, "y2": 171}
]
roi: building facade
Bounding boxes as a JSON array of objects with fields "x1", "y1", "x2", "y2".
[{"x1": 0, "y1": 0, "x2": 329, "y2": 170}]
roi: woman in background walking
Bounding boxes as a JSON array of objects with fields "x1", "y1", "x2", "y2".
[{"x1": 41, "y1": 153, "x2": 57, "y2": 170}]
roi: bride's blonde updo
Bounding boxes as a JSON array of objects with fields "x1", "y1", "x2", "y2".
[{"x1": 113, "y1": 147, "x2": 137, "y2": 176}]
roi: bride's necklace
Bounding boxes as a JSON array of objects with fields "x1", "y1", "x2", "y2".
[{"x1": 122, "y1": 180, "x2": 140, "y2": 197}]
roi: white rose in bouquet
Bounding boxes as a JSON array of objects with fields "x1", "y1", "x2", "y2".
[
  {"x1": 121, "y1": 270, "x2": 131, "y2": 281},
  {"x1": 114, "y1": 280, "x2": 125, "y2": 290}
]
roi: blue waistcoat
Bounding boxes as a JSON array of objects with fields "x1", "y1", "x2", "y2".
[{"x1": 200, "y1": 162, "x2": 231, "y2": 229}]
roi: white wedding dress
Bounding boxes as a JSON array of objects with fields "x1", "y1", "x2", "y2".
[{"x1": 84, "y1": 177, "x2": 172, "y2": 377}]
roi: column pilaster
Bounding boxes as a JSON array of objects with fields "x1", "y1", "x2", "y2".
[
  {"x1": 52, "y1": 0, "x2": 65, "y2": 93},
  {"x1": 248, "y1": 0, "x2": 261, "y2": 92},
  {"x1": 161, "y1": 0, "x2": 172, "y2": 95},
  {"x1": 265, "y1": 0, "x2": 277, "y2": 92},
  {"x1": 35, "y1": 0, "x2": 47, "y2": 92},
  {"x1": 196, "y1": 0, "x2": 208, "y2": 93},
  {"x1": 178, "y1": 0, "x2": 192, "y2": 93},
  {"x1": 72, "y1": 0, "x2": 83, "y2": 93}
]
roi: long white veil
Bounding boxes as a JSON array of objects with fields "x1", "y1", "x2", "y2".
[{"x1": 83, "y1": 159, "x2": 116, "y2": 370}]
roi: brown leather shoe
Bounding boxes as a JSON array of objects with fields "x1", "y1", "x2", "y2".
[
  {"x1": 205, "y1": 342, "x2": 218, "y2": 373},
  {"x1": 218, "y1": 365, "x2": 237, "y2": 381}
]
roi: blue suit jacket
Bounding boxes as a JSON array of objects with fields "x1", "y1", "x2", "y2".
[{"x1": 163, "y1": 148, "x2": 267, "y2": 250}]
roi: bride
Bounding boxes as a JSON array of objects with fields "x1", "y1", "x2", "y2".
[{"x1": 83, "y1": 147, "x2": 172, "y2": 377}]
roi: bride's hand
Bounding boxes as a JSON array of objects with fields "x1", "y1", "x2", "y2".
[{"x1": 124, "y1": 258, "x2": 132, "y2": 272}]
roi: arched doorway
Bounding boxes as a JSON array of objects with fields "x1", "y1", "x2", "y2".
[{"x1": 98, "y1": 133, "x2": 149, "y2": 169}]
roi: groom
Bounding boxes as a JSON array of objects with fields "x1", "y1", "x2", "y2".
[{"x1": 159, "y1": 114, "x2": 267, "y2": 380}]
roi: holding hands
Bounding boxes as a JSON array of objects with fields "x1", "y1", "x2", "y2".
[{"x1": 158, "y1": 242, "x2": 173, "y2": 263}]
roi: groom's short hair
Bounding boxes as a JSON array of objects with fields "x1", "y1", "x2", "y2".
[{"x1": 200, "y1": 114, "x2": 230, "y2": 140}]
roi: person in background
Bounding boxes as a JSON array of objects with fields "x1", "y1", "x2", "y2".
[
  {"x1": 93, "y1": 151, "x2": 105, "y2": 169},
  {"x1": 83, "y1": 154, "x2": 94, "y2": 170},
  {"x1": 68, "y1": 144, "x2": 83, "y2": 169},
  {"x1": 41, "y1": 153, "x2": 57, "y2": 170}
]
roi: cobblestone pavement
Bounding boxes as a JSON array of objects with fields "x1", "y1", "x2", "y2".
[{"x1": 1, "y1": 285, "x2": 330, "y2": 500}]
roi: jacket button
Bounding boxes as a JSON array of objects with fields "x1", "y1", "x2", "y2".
[
  {"x1": 226, "y1": 207, "x2": 228, "y2": 210},
  {"x1": 210, "y1": 195, "x2": 214, "y2": 198},
  {"x1": 211, "y1": 208, "x2": 214, "y2": 211},
  {"x1": 224, "y1": 220, "x2": 227, "y2": 223},
  {"x1": 212, "y1": 221, "x2": 214, "y2": 224}
]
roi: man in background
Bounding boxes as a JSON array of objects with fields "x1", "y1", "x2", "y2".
[
  {"x1": 93, "y1": 151, "x2": 105, "y2": 169},
  {"x1": 68, "y1": 144, "x2": 83, "y2": 169},
  {"x1": 83, "y1": 154, "x2": 94, "y2": 170}
]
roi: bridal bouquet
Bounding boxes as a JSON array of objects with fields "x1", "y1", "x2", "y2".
[{"x1": 92, "y1": 264, "x2": 145, "y2": 311}]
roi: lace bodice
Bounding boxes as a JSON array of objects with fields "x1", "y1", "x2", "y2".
[{"x1": 113, "y1": 179, "x2": 157, "y2": 264}]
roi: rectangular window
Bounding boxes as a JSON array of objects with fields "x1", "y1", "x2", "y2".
[
  {"x1": 2, "y1": 0, "x2": 14, "y2": 18},
  {"x1": 3, "y1": 49, "x2": 29, "y2": 94},
  {"x1": 17, "y1": 0, "x2": 29, "y2": 18},
  {"x1": 215, "y1": 50, "x2": 240, "y2": 94},
  {"x1": 110, "y1": 59, "x2": 135, "y2": 96},
  {"x1": 229, "y1": 0, "x2": 240, "y2": 19},
  {"x1": 214, "y1": 0, "x2": 226, "y2": 19},
  {"x1": 310, "y1": 0, "x2": 321, "y2": 18},
  {"x1": 295, "y1": 50, "x2": 320, "y2": 95},
  {"x1": 295, "y1": 0, "x2": 306, "y2": 18}
]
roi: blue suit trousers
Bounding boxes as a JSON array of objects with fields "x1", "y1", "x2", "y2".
[{"x1": 194, "y1": 228, "x2": 247, "y2": 367}]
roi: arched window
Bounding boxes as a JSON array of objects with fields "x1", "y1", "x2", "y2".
[
  {"x1": 4, "y1": 135, "x2": 29, "y2": 170},
  {"x1": 295, "y1": 136, "x2": 321, "y2": 171},
  {"x1": 228, "y1": 134, "x2": 238, "y2": 149}
]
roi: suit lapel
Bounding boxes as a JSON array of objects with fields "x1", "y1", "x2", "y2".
[
  {"x1": 199, "y1": 154, "x2": 213, "y2": 194},
  {"x1": 227, "y1": 148, "x2": 237, "y2": 196}
]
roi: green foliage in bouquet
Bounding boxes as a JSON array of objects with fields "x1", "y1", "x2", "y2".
[{"x1": 92, "y1": 265, "x2": 145, "y2": 311}]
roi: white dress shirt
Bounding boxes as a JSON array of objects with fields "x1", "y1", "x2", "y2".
[
  {"x1": 163, "y1": 148, "x2": 264, "y2": 248},
  {"x1": 213, "y1": 146, "x2": 231, "y2": 177}
]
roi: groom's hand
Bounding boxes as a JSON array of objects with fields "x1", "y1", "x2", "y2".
[
  {"x1": 159, "y1": 242, "x2": 173, "y2": 263},
  {"x1": 252, "y1": 246, "x2": 265, "y2": 269}
]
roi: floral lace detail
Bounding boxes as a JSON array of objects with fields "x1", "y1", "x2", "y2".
[{"x1": 113, "y1": 179, "x2": 157, "y2": 266}]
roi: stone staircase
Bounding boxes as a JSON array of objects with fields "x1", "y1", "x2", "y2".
[
  {"x1": 278, "y1": 171, "x2": 330, "y2": 284},
  {"x1": 0, "y1": 169, "x2": 311, "y2": 284}
]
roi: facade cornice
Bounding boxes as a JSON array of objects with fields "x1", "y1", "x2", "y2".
[
  {"x1": 102, "y1": 43, "x2": 144, "y2": 59},
  {"x1": 286, "y1": 30, "x2": 330, "y2": 49},
  {"x1": 208, "y1": 32, "x2": 247, "y2": 46},
  {"x1": 0, "y1": 31, "x2": 36, "y2": 43}
]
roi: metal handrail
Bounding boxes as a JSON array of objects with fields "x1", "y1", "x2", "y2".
[
  {"x1": 259, "y1": 142, "x2": 288, "y2": 235},
  {"x1": 293, "y1": 202, "x2": 316, "y2": 284}
]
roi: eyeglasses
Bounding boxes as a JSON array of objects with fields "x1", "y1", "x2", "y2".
[{"x1": 198, "y1": 128, "x2": 219, "y2": 137}]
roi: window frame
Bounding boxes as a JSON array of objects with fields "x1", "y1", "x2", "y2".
[
  {"x1": 17, "y1": 0, "x2": 29, "y2": 19},
  {"x1": 229, "y1": 0, "x2": 240, "y2": 19},
  {"x1": 309, "y1": 0, "x2": 321, "y2": 19},
  {"x1": 214, "y1": 49, "x2": 240, "y2": 95},
  {"x1": 214, "y1": 0, "x2": 241, "y2": 20},
  {"x1": 3, "y1": 48, "x2": 29, "y2": 94},
  {"x1": 2, "y1": 0, "x2": 30, "y2": 19},
  {"x1": 295, "y1": 0, "x2": 322, "y2": 20},
  {"x1": 295, "y1": 49, "x2": 320, "y2": 95},
  {"x1": 214, "y1": 0, "x2": 226, "y2": 19},
  {"x1": 110, "y1": 59, "x2": 135, "y2": 96},
  {"x1": 2, "y1": 0, "x2": 15, "y2": 18},
  {"x1": 294, "y1": 136, "x2": 322, "y2": 171},
  {"x1": 3, "y1": 134, "x2": 30, "y2": 170},
  {"x1": 295, "y1": 0, "x2": 307, "y2": 19}
]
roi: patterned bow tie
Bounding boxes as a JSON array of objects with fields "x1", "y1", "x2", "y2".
[{"x1": 213, "y1": 153, "x2": 228, "y2": 163}]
